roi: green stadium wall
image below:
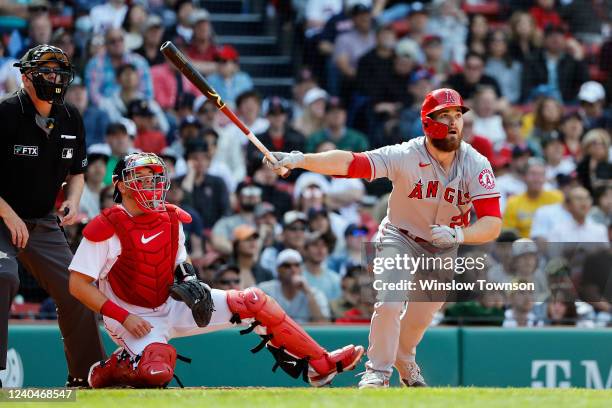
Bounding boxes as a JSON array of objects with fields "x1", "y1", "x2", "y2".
[{"x1": 3, "y1": 325, "x2": 611, "y2": 388}]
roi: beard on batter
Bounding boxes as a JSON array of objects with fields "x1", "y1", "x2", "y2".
[{"x1": 430, "y1": 132, "x2": 462, "y2": 152}]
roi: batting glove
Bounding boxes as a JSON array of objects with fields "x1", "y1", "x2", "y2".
[
  {"x1": 430, "y1": 225, "x2": 464, "y2": 248},
  {"x1": 263, "y1": 151, "x2": 304, "y2": 175}
]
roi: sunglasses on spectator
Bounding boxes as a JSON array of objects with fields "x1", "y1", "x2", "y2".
[
  {"x1": 107, "y1": 37, "x2": 124, "y2": 45},
  {"x1": 280, "y1": 262, "x2": 301, "y2": 268},
  {"x1": 219, "y1": 279, "x2": 240, "y2": 285},
  {"x1": 302, "y1": 188, "x2": 323, "y2": 199},
  {"x1": 285, "y1": 225, "x2": 306, "y2": 232}
]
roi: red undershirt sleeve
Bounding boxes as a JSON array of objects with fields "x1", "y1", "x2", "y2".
[
  {"x1": 472, "y1": 197, "x2": 502, "y2": 219},
  {"x1": 336, "y1": 152, "x2": 372, "y2": 179}
]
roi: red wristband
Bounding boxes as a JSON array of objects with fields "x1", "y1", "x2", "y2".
[{"x1": 100, "y1": 300, "x2": 129, "y2": 324}]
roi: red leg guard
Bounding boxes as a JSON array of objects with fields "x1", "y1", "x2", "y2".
[
  {"x1": 135, "y1": 343, "x2": 176, "y2": 388},
  {"x1": 226, "y1": 288, "x2": 364, "y2": 382}
]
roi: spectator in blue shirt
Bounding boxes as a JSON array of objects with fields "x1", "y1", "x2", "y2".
[
  {"x1": 206, "y1": 45, "x2": 253, "y2": 108},
  {"x1": 85, "y1": 27, "x2": 153, "y2": 107}
]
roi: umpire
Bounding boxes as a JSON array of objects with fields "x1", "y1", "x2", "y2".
[{"x1": 0, "y1": 45, "x2": 105, "y2": 387}]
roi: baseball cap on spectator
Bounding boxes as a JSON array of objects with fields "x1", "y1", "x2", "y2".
[
  {"x1": 283, "y1": 210, "x2": 307, "y2": 227},
  {"x1": 409, "y1": 1, "x2": 427, "y2": 15},
  {"x1": 512, "y1": 144, "x2": 533, "y2": 158},
  {"x1": 87, "y1": 152, "x2": 109, "y2": 165},
  {"x1": 303, "y1": 87, "x2": 328, "y2": 106},
  {"x1": 184, "y1": 140, "x2": 209, "y2": 157},
  {"x1": 177, "y1": 92, "x2": 196, "y2": 110},
  {"x1": 511, "y1": 238, "x2": 538, "y2": 257},
  {"x1": 160, "y1": 146, "x2": 180, "y2": 166},
  {"x1": 544, "y1": 23, "x2": 566, "y2": 37},
  {"x1": 541, "y1": 130, "x2": 563, "y2": 148},
  {"x1": 87, "y1": 143, "x2": 112, "y2": 156},
  {"x1": 179, "y1": 115, "x2": 202, "y2": 130},
  {"x1": 422, "y1": 35, "x2": 442, "y2": 47},
  {"x1": 295, "y1": 67, "x2": 316, "y2": 85},
  {"x1": 128, "y1": 99, "x2": 155, "y2": 118},
  {"x1": 189, "y1": 8, "x2": 210, "y2": 25},
  {"x1": 238, "y1": 184, "x2": 262, "y2": 197},
  {"x1": 254, "y1": 202, "x2": 275, "y2": 218},
  {"x1": 28, "y1": 0, "x2": 49, "y2": 13},
  {"x1": 305, "y1": 230, "x2": 326, "y2": 246},
  {"x1": 119, "y1": 118, "x2": 137, "y2": 138},
  {"x1": 144, "y1": 15, "x2": 163, "y2": 31},
  {"x1": 276, "y1": 248, "x2": 303, "y2": 268},
  {"x1": 578, "y1": 81, "x2": 606, "y2": 103},
  {"x1": 325, "y1": 96, "x2": 345, "y2": 113},
  {"x1": 395, "y1": 38, "x2": 421, "y2": 60},
  {"x1": 497, "y1": 229, "x2": 520, "y2": 242},
  {"x1": 213, "y1": 264, "x2": 240, "y2": 281},
  {"x1": 233, "y1": 224, "x2": 259, "y2": 241},
  {"x1": 215, "y1": 44, "x2": 239, "y2": 62},
  {"x1": 116, "y1": 63, "x2": 137, "y2": 78},
  {"x1": 263, "y1": 96, "x2": 290, "y2": 116},
  {"x1": 410, "y1": 68, "x2": 433, "y2": 84},
  {"x1": 350, "y1": 3, "x2": 371, "y2": 16},
  {"x1": 345, "y1": 224, "x2": 368, "y2": 237},
  {"x1": 307, "y1": 207, "x2": 328, "y2": 220}
]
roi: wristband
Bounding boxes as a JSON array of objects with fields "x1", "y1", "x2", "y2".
[{"x1": 100, "y1": 300, "x2": 129, "y2": 324}]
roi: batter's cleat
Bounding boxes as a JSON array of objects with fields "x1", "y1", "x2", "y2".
[
  {"x1": 395, "y1": 361, "x2": 427, "y2": 387},
  {"x1": 358, "y1": 370, "x2": 390, "y2": 389},
  {"x1": 308, "y1": 345, "x2": 365, "y2": 387}
]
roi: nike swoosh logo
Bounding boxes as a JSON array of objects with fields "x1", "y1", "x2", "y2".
[
  {"x1": 286, "y1": 361, "x2": 297, "y2": 366},
  {"x1": 252, "y1": 291, "x2": 258, "y2": 301},
  {"x1": 141, "y1": 231, "x2": 163, "y2": 244},
  {"x1": 150, "y1": 370, "x2": 166, "y2": 375},
  {"x1": 419, "y1": 162, "x2": 430, "y2": 167}
]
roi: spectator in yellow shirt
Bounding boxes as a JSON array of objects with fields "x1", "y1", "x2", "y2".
[{"x1": 503, "y1": 158, "x2": 564, "y2": 237}]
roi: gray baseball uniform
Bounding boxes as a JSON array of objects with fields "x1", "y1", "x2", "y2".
[{"x1": 362, "y1": 136, "x2": 500, "y2": 376}]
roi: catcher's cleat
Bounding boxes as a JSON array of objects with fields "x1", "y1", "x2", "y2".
[
  {"x1": 65, "y1": 375, "x2": 89, "y2": 388},
  {"x1": 88, "y1": 349, "x2": 124, "y2": 388},
  {"x1": 358, "y1": 370, "x2": 390, "y2": 389},
  {"x1": 308, "y1": 345, "x2": 365, "y2": 387},
  {"x1": 395, "y1": 361, "x2": 427, "y2": 387}
]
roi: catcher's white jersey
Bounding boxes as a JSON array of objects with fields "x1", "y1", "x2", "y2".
[{"x1": 364, "y1": 137, "x2": 500, "y2": 240}]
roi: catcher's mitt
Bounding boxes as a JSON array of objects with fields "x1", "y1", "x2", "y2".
[{"x1": 169, "y1": 279, "x2": 215, "y2": 327}]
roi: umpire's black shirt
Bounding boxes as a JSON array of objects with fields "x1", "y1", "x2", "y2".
[{"x1": 0, "y1": 90, "x2": 87, "y2": 219}]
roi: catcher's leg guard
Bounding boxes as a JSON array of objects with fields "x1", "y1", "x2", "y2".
[
  {"x1": 226, "y1": 288, "x2": 364, "y2": 386},
  {"x1": 135, "y1": 343, "x2": 177, "y2": 388}
]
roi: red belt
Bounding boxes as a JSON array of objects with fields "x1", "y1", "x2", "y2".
[{"x1": 397, "y1": 227, "x2": 429, "y2": 244}]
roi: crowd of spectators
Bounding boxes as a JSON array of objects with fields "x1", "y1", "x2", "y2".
[{"x1": 4, "y1": 0, "x2": 611, "y2": 327}]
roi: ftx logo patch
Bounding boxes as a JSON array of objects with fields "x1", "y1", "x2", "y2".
[{"x1": 14, "y1": 145, "x2": 38, "y2": 156}]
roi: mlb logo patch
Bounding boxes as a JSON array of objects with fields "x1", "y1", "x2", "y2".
[
  {"x1": 14, "y1": 145, "x2": 38, "y2": 156},
  {"x1": 62, "y1": 148, "x2": 73, "y2": 159}
]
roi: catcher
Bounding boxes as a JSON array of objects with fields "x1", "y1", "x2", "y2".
[{"x1": 68, "y1": 152, "x2": 363, "y2": 388}]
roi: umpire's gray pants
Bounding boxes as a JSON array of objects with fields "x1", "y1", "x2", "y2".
[{"x1": 0, "y1": 215, "x2": 105, "y2": 379}]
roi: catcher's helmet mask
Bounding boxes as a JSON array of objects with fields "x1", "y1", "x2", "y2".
[
  {"x1": 112, "y1": 153, "x2": 170, "y2": 213},
  {"x1": 14, "y1": 44, "x2": 74, "y2": 105},
  {"x1": 421, "y1": 88, "x2": 469, "y2": 140}
]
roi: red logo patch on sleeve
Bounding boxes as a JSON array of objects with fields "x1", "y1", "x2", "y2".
[{"x1": 478, "y1": 169, "x2": 495, "y2": 190}]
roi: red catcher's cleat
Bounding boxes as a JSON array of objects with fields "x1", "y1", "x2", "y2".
[
  {"x1": 308, "y1": 345, "x2": 365, "y2": 387},
  {"x1": 88, "y1": 349, "x2": 123, "y2": 388},
  {"x1": 136, "y1": 343, "x2": 176, "y2": 387}
]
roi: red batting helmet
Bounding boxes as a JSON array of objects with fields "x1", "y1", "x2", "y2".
[{"x1": 421, "y1": 88, "x2": 469, "y2": 139}]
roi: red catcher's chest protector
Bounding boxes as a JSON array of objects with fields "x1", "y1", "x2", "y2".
[{"x1": 98, "y1": 206, "x2": 179, "y2": 308}]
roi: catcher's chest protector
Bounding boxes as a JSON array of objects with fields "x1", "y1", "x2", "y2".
[{"x1": 104, "y1": 207, "x2": 179, "y2": 308}]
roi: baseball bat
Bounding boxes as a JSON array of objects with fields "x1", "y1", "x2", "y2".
[{"x1": 160, "y1": 41, "x2": 290, "y2": 177}]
